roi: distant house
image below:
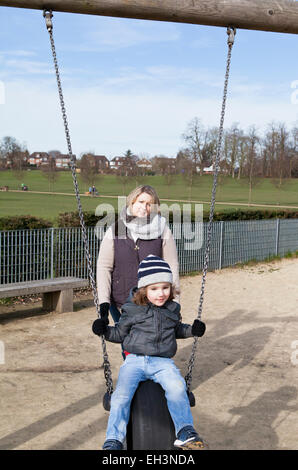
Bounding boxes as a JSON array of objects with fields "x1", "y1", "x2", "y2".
[
  {"x1": 110, "y1": 156, "x2": 136, "y2": 172},
  {"x1": 93, "y1": 155, "x2": 110, "y2": 173},
  {"x1": 153, "y1": 156, "x2": 176, "y2": 174},
  {"x1": 203, "y1": 164, "x2": 214, "y2": 174},
  {"x1": 28, "y1": 152, "x2": 50, "y2": 167},
  {"x1": 80, "y1": 154, "x2": 109, "y2": 173},
  {"x1": 136, "y1": 159, "x2": 152, "y2": 171},
  {"x1": 55, "y1": 154, "x2": 75, "y2": 169},
  {"x1": 110, "y1": 156, "x2": 125, "y2": 170}
]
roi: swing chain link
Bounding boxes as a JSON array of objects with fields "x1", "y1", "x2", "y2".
[
  {"x1": 43, "y1": 10, "x2": 53, "y2": 32},
  {"x1": 185, "y1": 26, "x2": 236, "y2": 392},
  {"x1": 43, "y1": 10, "x2": 113, "y2": 397}
]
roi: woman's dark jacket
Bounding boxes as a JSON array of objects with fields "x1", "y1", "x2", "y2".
[{"x1": 111, "y1": 220, "x2": 162, "y2": 307}]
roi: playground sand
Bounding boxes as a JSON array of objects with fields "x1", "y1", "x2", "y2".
[{"x1": 0, "y1": 258, "x2": 297, "y2": 450}]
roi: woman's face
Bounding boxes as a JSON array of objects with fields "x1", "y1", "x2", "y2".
[{"x1": 131, "y1": 192, "x2": 154, "y2": 217}]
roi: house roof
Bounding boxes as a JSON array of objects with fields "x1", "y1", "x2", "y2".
[
  {"x1": 136, "y1": 159, "x2": 152, "y2": 166},
  {"x1": 93, "y1": 155, "x2": 108, "y2": 162},
  {"x1": 30, "y1": 152, "x2": 49, "y2": 158}
]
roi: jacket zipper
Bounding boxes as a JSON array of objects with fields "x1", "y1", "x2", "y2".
[{"x1": 155, "y1": 307, "x2": 162, "y2": 355}]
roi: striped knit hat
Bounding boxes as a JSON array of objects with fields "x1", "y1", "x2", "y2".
[{"x1": 137, "y1": 254, "x2": 173, "y2": 288}]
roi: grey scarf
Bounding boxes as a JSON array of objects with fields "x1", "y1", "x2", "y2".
[{"x1": 120, "y1": 206, "x2": 166, "y2": 241}]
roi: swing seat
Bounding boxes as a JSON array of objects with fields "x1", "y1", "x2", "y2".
[
  {"x1": 103, "y1": 381, "x2": 176, "y2": 449},
  {"x1": 127, "y1": 380, "x2": 176, "y2": 450},
  {"x1": 103, "y1": 379, "x2": 196, "y2": 450}
]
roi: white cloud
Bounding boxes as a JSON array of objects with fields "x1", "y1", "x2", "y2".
[
  {"x1": 76, "y1": 18, "x2": 180, "y2": 51},
  {"x1": 97, "y1": 65, "x2": 225, "y2": 94},
  {"x1": 0, "y1": 50, "x2": 36, "y2": 57},
  {"x1": 5, "y1": 58, "x2": 52, "y2": 75}
]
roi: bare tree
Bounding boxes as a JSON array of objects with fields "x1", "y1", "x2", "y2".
[
  {"x1": 41, "y1": 157, "x2": 59, "y2": 192},
  {"x1": 123, "y1": 149, "x2": 139, "y2": 164},
  {"x1": 224, "y1": 123, "x2": 242, "y2": 178},
  {"x1": 182, "y1": 118, "x2": 219, "y2": 176},
  {"x1": 133, "y1": 166, "x2": 147, "y2": 188},
  {"x1": 241, "y1": 126, "x2": 262, "y2": 205},
  {"x1": 117, "y1": 167, "x2": 133, "y2": 195},
  {"x1": 176, "y1": 149, "x2": 191, "y2": 175},
  {"x1": 182, "y1": 117, "x2": 205, "y2": 175},
  {"x1": 269, "y1": 123, "x2": 291, "y2": 204},
  {"x1": 237, "y1": 134, "x2": 249, "y2": 180},
  {"x1": 289, "y1": 127, "x2": 298, "y2": 177},
  {"x1": 0, "y1": 136, "x2": 29, "y2": 185},
  {"x1": 176, "y1": 149, "x2": 196, "y2": 200},
  {"x1": 290, "y1": 155, "x2": 298, "y2": 177},
  {"x1": 163, "y1": 165, "x2": 176, "y2": 199},
  {"x1": 11, "y1": 150, "x2": 29, "y2": 184},
  {"x1": 275, "y1": 123, "x2": 288, "y2": 182},
  {"x1": 262, "y1": 122, "x2": 279, "y2": 178},
  {"x1": 217, "y1": 160, "x2": 230, "y2": 199},
  {"x1": 48, "y1": 149, "x2": 62, "y2": 159},
  {"x1": 79, "y1": 153, "x2": 99, "y2": 190},
  {"x1": 0, "y1": 136, "x2": 23, "y2": 159}
]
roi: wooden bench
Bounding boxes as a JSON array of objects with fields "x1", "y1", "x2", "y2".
[{"x1": 0, "y1": 277, "x2": 89, "y2": 313}]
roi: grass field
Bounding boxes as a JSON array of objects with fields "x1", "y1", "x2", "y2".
[{"x1": 0, "y1": 170, "x2": 298, "y2": 222}]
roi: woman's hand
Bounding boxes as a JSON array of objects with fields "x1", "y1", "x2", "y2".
[{"x1": 100, "y1": 302, "x2": 110, "y2": 319}]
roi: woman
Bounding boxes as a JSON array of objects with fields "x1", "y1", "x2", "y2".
[{"x1": 96, "y1": 185, "x2": 180, "y2": 324}]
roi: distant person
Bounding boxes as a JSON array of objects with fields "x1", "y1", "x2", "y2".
[{"x1": 89, "y1": 186, "x2": 92, "y2": 195}]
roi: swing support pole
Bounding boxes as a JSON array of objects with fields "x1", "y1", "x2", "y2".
[{"x1": 2, "y1": 0, "x2": 298, "y2": 35}]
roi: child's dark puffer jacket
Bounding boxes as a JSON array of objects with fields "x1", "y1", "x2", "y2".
[{"x1": 104, "y1": 288, "x2": 192, "y2": 358}]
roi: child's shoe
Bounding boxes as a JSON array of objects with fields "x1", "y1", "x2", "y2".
[
  {"x1": 174, "y1": 426, "x2": 208, "y2": 450},
  {"x1": 102, "y1": 439, "x2": 123, "y2": 450}
]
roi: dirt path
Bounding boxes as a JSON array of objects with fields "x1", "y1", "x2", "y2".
[{"x1": 0, "y1": 258, "x2": 297, "y2": 450}]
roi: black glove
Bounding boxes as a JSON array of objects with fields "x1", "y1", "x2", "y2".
[
  {"x1": 92, "y1": 317, "x2": 109, "y2": 336},
  {"x1": 191, "y1": 319, "x2": 206, "y2": 337},
  {"x1": 100, "y1": 302, "x2": 110, "y2": 320}
]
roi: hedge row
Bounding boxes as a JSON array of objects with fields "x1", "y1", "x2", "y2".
[
  {"x1": 211, "y1": 209, "x2": 298, "y2": 221},
  {"x1": 0, "y1": 209, "x2": 298, "y2": 230},
  {"x1": 0, "y1": 216, "x2": 52, "y2": 230}
]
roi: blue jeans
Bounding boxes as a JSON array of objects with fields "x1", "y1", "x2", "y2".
[
  {"x1": 109, "y1": 303, "x2": 126, "y2": 359},
  {"x1": 106, "y1": 354, "x2": 194, "y2": 443},
  {"x1": 109, "y1": 303, "x2": 121, "y2": 324}
]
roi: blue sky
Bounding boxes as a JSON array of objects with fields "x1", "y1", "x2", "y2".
[{"x1": 1, "y1": 6, "x2": 298, "y2": 160}]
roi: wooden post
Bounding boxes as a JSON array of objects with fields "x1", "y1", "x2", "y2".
[
  {"x1": 43, "y1": 288, "x2": 73, "y2": 313},
  {"x1": 1, "y1": 1, "x2": 298, "y2": 35}
]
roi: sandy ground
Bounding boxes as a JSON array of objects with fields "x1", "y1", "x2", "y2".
[{"x1": 0, "y1": 258, "x2": 297, "y2": 451}]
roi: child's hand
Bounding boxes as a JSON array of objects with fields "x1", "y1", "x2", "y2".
[
  {"x1": 191, "y1": 319, "x2": 206, "y2": 337},
  {"x1": 92, "y1": 317, "x2": 109, "y2": 336}
]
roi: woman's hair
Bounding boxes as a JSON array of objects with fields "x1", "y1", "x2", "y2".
[
  {"x1": 126, "y1": 185, "x2": 160, "y2": 213},
  {"x1": 133, "y1": 284, "x2": 178, "y2": 306}
]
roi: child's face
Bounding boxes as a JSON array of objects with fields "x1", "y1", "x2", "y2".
[{"x1": 146, "y1": 282, "x2": 171, "y2": 307}]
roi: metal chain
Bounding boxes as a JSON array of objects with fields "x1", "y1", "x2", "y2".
[
  {"x1": 185, "y1": 27, "x2": 236, "y2": 391},
  {"x1": 43, "y1": 10, "x2": 113, "y2": 396}
]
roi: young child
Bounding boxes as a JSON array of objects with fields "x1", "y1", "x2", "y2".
[{"x1": 92, "y1": 254, "x2": 207, "y2": 450}]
